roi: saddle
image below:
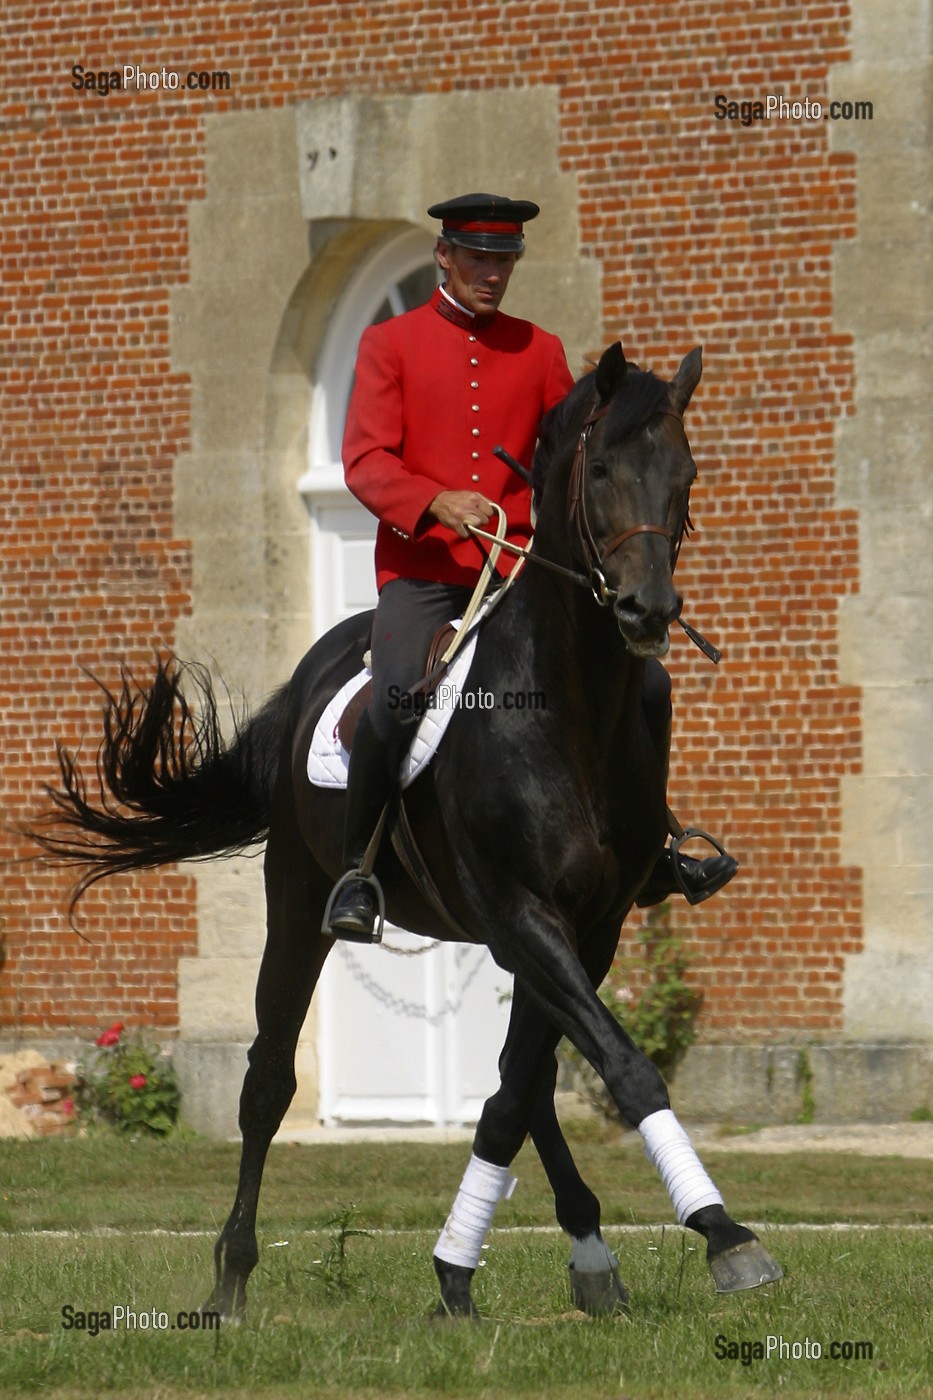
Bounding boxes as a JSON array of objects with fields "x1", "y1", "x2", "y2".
[{"x1": 336, "y1": 621, "x2": 457, "y2": 752}]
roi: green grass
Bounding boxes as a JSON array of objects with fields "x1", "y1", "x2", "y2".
[
  {"x1": 1, "y1": 1128, "x2": 932, "y2": 1235},
  {"x1": 0, "y1": 1133, "x2": 931, "y2": 1398}
]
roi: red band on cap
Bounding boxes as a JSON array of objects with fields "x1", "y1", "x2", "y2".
[{"x1": 443, "y1": 219, "x2": 523, "y2": 234}]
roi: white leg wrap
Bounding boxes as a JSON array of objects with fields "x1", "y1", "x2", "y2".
[
  {"x1": 639, "y1": 1108, "x2": 724, "y2": 1225},
  {"x1": 434, "y1": 1153, "x2": 518, "y2": 1270}
]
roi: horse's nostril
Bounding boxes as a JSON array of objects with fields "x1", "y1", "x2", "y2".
[
  {"x1": 613, "y1": 594, "x2": 645, "y2": 621},
  {"x1": 613, "y1": 590, "x2": 682, "y2": 628}
]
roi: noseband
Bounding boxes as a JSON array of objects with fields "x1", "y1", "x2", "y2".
[{"x1": 568, "y1": 399, "x2": 688, "y2": 606}]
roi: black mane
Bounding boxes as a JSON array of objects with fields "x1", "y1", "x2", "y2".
[{"x1": 532, "y1": 361, "x2": 670, "y2": 504}]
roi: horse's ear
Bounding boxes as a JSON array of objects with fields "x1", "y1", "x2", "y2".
[
  {"x1": 594, "y1": 342, "x2": 628, "y2": 403},
  {"x1": 669, "y1": 347, "x2": 703, "y2": 413}
]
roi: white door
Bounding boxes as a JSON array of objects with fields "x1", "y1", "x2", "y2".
[{"x1": 301, "y1": 229, "x2": 513, "y2": 1127}]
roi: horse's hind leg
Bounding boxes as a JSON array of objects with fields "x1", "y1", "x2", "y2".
[
  {"x1": 205, "y1": 827, "x2": 333, "y2": 1320},
  {"x1": 433, "y1": 986, "x2": 589, "y2": 1319}
]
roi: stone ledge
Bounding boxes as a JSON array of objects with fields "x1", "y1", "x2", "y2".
[
  {"x1": 668, "y1": 1042, "x2": 933, "y2": 1125},
  {"x1": 6, "y1": 1039, "x2": 931, "y2": 1138}
]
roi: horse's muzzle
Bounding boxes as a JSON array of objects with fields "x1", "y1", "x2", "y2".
[{"x1": 612, "y1": 587, "x2": 682, "y2": 658}]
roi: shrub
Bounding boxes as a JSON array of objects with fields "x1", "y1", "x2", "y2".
[{"x1": 77, "y1": 1021, "x2": 180, "y2": 1136}]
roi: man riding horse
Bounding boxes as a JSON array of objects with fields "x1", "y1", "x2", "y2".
[{"x1": 324, "y1": 192, "x2": 737, "y2": 940}]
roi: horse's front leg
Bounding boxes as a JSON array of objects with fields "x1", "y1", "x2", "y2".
[
  {"x1": 434, "y1": 904, "x2": 780, "y2": 1314},
  {"x1": 518, "y1": 914, "x2": 781, "y2": 1295},
  {"x1": 529, "y1": 1058, "x2": 629, "y2": 1314}
]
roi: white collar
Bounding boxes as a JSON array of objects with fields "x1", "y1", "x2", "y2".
[{"x1": 439, "y1": 284, "x2": 475, "y2": 320}]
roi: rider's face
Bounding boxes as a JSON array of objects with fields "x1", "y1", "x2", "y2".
[{"x1": 436, "y1": 243, "x2": 518, "y2": 317}]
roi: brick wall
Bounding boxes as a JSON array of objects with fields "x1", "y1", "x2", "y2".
[{"x1": 0, "y1": 0, "x2": 859, "y2": 1039}]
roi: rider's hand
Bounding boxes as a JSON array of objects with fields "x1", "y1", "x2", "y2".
[{"x1": 428, "y1": 490, "x2": 494, "y2": 539}]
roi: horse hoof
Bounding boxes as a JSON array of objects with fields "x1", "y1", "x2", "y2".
[
  {"x1": 430, "y1": 1297, "x2": 482, "y2": 1322},
  {"x1": 569, "y1": 1265, "x2": 629, "y2": 1315},
  {"x1": 709, "y1": 1239, "x2": 783, "y2": 1294},
  {"x1": 432, "y1": 1256, "x2": 481, "y2": 1320},
  {"x1": 200, "y1": 1300, "x2": 241, "y2": 1325},
  {"x1": 568, "y1": 1235, "x2": 629, "y2": 1315}
]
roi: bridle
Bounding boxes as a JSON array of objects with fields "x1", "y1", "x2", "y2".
[
  {"x1": 466, "y1": 393, "x2": 720, "y2": 661},
  {"x1": 567, "y1": 397, "x2": 690, "y2": 607}
]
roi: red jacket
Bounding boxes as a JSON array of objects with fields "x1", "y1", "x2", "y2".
[{"x1": 343, "y1": 287, "x2": 574, "y2": 591}]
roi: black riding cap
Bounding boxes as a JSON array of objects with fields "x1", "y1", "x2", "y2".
[{"x1": 427, "y1": 193, "x2": 540, "y2": 253}]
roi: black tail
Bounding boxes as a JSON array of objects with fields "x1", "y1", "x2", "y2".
[{"x1": 29, "y1": 658, "x2": 289, "y2": 909}]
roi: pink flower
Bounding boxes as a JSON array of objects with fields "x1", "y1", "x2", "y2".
[
  {"x1": 60, "y1": 1099, "x2": 76, "y2": 1116},
  {"x1": 129, "y1": 1074, "x2": 147, "y2": 1090},
  {"x1": 95, "y1": 1021, "x2": 124, "y2": 1047}
]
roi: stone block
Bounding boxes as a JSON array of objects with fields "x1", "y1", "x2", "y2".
[
  {"x1": 844, "y1": 948, "x2": 933, "y2": 1040},
  {"x1": 841, "y1": 774, "x2": 933, "y2": 866},
  {"x1": 174, "y1": 614, "x2": 269, "y2": 698},
  {"x1": 174, "y1": 1040, "x2": 250, "y2": 1140},
  {"x1": 178, "y1": 954, "x2": 262, "y2": 1042},
  {"x1": 205, "y1": 107, "x2": 301, "y2": 201},
  {"x1": 810, "y1": 1042, "x2": 933, "y2": 1119},
  {"x1": 860, "y1": 685, "x2": 933, "y2": 776},
  {"x1": 835, "y1": 239, "x2": 932, "y2": 334},
  {"x1": 174, "y1": 452, "x2": 265, "y2": 536},
  {"x1": 858, "y1": 508, "x2": 933, "y2": 598},
  {"x1": 507, "y1": 259, "x2": 603, "y2": 376},
  {"x1": 296, "y1": 90, "x2": 580, "y2": 261},
  {"x1": 193, "y1": 860, "x2": 266, "y2": 961},
  {"x1": 836, "y1": 405, "x2": 932, "y2": 506},
  {"x1": 190, "y1": 527, "x2": 268, "y2": 615},
  {"x1": 671, "y1": 1044, "x2": 803, "y2": 1123},
  {"x1": 839, "y1": 594, "x2": 933, "y2": 686},
  {"x1": 671, "y1": 1042, "x2": 933, "y2": 1124},
  {"x1": 852, "y1": 328, "x2": 933, "y2": 403},
  {"x1": 829, "y1": 60, "x2": 932, "y2": 151},
  {"x1": 849, "y1": 0, "x2": 933, "y2": 65}
]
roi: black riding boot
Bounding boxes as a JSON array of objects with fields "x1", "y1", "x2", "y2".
[
  {"x1": 322, "y1": 713, "x2": 401, "y2": 942},
  {"x1": 636, "y1": 841, "x2": 738, "y2": 908}
]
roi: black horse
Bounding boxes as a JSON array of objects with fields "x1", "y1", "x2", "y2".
[{"x1": 33, "y1": 343, "x2": 781, "y2": 1319}]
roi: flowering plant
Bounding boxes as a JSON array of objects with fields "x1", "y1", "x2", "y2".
[{"x1": 77, "y1": 1021, "x2": 181, "y2": 1136}]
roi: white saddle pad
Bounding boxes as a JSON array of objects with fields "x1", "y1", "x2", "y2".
[{"x1": 306, "y1": 624, "x2": 481, "y2": 790}]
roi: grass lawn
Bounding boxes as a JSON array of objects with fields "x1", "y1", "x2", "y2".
[{"x1": 0, "y1": 1130, "x2": 930, "y2": 1398}]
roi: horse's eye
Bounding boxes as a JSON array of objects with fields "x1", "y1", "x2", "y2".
[{"x1": 589, "y1": 459, "x2": 608, "y2": 480}]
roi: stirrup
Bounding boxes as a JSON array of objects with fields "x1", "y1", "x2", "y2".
[
  {"x1": 669, "y1": 826, "x2": 734, "y2": 905},
  {"x1": 322, "y1": 869, "x2": 386, "y2": 944}
]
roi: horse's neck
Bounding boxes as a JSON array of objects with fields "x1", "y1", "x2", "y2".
[{"x1": 499, "y1": 563, "x2": 645, "y2": 744}]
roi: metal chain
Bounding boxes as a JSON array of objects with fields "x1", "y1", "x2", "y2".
[
  {"x1": 334, "y1": 940, "x2": 497, "y2": 1024},
  {"x1": 378, "y1": 938, "x2": 443, "y2": 957}
]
